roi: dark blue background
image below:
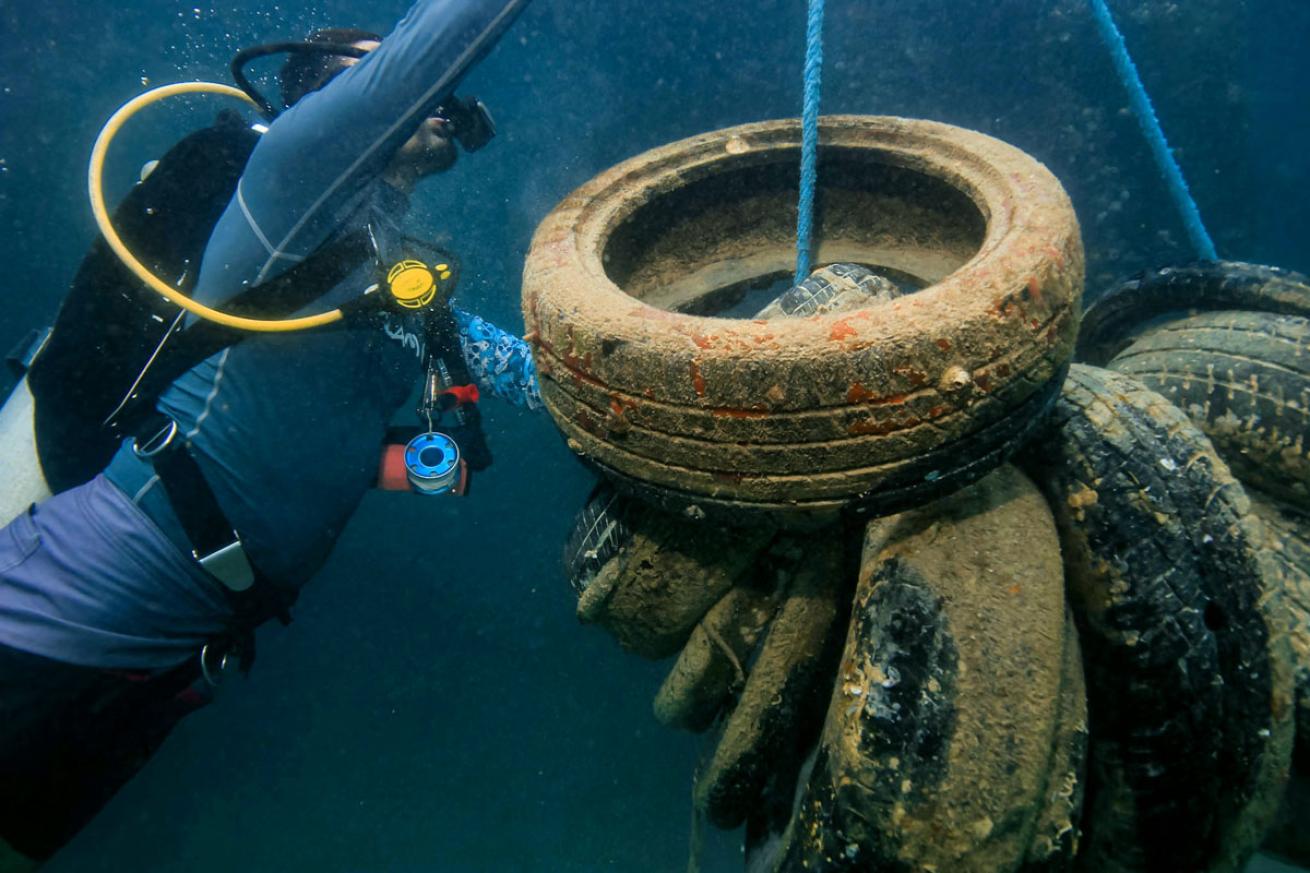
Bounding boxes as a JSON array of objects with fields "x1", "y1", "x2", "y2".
[{"x1": 0, "y1": 0, "x2": 1306, "y2": 869}]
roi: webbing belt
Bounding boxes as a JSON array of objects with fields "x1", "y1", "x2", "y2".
[{"x1": 134, "y1": 421, "x2": 295, "y2": 679}]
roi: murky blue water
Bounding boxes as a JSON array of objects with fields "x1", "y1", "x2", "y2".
[{"x1": 0, "y1": 0, "x2": 1306, "y2": 869}]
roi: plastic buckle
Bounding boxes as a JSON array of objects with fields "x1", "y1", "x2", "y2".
[
  {"x1": 132, "y1": 419, "x2": 178, "y2": 459},
  {"x1": 198, "y1": 539, "x2": 256, "y2": 592},
  {"x1": 4, "y1": 326, "x2": 52, "y2": 378}
]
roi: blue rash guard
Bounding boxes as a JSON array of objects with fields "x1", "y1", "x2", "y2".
[{"x1": 0, "y1": 0, "x2": 538, "y2": 670}]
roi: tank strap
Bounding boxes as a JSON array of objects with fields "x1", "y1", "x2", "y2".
[
  {"x1": 142, "y1": 433, "x2": 297, "y2": 675},
  {"x1": 4, "y1": 327, "x2": 52, "y2": 379},
  {"x1": 105, "y1": 228, "x2": 371, "y2": 437}
]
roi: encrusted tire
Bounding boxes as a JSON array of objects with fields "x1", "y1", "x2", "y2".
[
  {"x1": 569, "y1": 489, "x2": 771, "y2": 659},
  {"x1": 523, "y1": 116, "x2": 1083, "y2": 525},
  {"x1": 694, "y1": 536, "x2": 847, "y2": 830},
  {"x1": 747, "y1": 465, "x2": 1084, "y2": 872},
  {"x1": 1105, "y1": 310, "x2": 1310, "y2": 510},
  {"x1": 1020, "y1": 364, "x2": 1295, "y2": 873},
  {"x1": 1077, "y1": 260, "x2": 1310, "y2": 367},
  {"x1": 1247, "y1": 492, "x2": 1310, "y2": 772},
  {"x1": 652, "y1": 577, "x2": 781, "y2": 733}
]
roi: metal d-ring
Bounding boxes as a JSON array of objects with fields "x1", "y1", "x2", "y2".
[
  {"x1": 199, "y1": 642, "x2": 230, "y2": 687},
  {"x1": 132, "y1": 419, "x2": 179, "y2": 459}
]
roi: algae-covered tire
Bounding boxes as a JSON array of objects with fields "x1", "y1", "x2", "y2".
[
  {"x1": 652, "y1": 579, "x2": 781, "y2": 733},
  {"x1": 1105, "y1": 310, "x2": 1310, "y2": 510},
  {"x1": 1024, "y1": 612, "x2": 1088, "y2": 872},
  {"x1": 1263, "y1": 770, "x2": 1310, "y2": 867},
  {"x1": 570, "y1": 492, "x2": 772, "y2": 659},
  {"x1": 694, "y1": 536, "x2": 847, "y2": 829},
  {"x1": 1020, "y1": 364, "x2": 1295, "y2": 873},
  {"x1": 750, "y1": 465, "x2": 1079, "y2": 872},
  {"x1": 523, "y1": 115, "x2": 1083, "y2": 526},
  {"x1": 562, "y1": 481, "x2": 634, "y2": 596},
  {"x1": 752, "y1": 262, "x2": 901, "y2": 320},
  {"x1": 1077, "y1": 260, "x2": 1310, "y2": 367},
  {"x1": 1247, "y1": 491, "x2": 1310, "y2": 772}
]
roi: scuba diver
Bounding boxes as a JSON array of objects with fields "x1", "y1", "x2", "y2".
[{"x1": 0, "y1": 0, "x2": 540, "y2": 866}]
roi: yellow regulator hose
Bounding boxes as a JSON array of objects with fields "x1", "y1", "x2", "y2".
[{"x1": 88, "y1": 81, "x2": 345, "y2": 332}]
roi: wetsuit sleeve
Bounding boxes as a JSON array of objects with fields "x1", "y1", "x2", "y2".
[
  {"x1": 453, "y1": 308, "x2": 542, "y2": 410},
  {"x1": 191, "y1": 0, "x2": 531, "y2": 304}
]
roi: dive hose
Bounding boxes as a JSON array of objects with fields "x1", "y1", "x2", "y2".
[{"x1": 88, "y1": 82, "x2": 346, "y2": 332}]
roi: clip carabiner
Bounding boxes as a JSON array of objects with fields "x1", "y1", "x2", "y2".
[
  {"x1": 199, "y1": 641, "x2": 231, "y2": 687},
  {"x1": 131, "y1": 418, "x2": 179, "y2": 459}
]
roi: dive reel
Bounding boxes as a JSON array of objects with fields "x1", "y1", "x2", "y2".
[
  {"x1": 404, "y1": 356, "x2": 474, "y2": 497},
  {"x1": 403, "y1": 431, "x2": 463, "y2": 495}
]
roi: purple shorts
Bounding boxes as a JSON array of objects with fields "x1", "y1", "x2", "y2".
[{"x1": 0, "y1": 475, "x2": 232, "y2": 670}]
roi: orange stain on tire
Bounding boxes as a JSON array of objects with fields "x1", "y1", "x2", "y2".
[
  {"x1": 830, "y1": 320, "x2": 857, "y2": 341},
  {"x1": 690, "y1": 360, "x2": 707, "y2": 396}
]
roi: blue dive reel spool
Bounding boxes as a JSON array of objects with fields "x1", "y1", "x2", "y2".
[{"x1": 403, "y1": 431, "x2": 462, "y2": 495}]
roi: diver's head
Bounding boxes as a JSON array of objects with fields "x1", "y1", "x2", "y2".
[
  {"x1": 277, "y1": 27, "x2": 381, "y2": 108},
  {"x1": 237, "y1": 28, "x2": 499, "y2": 154}
]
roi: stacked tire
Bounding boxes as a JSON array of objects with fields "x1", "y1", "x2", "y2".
[
  {"x1": 524, "y1": 115, "x2": 1082, "y2": 528},
  {"x1": 1020, "y1": 363, "x2": 1294, "y2": 873},
  {"x1": 1079, "y1": 261, "x2": 1310, "y2": 867},
  {"x1": 533, "y1": 117, "x2": 1304, "y2": 872}
]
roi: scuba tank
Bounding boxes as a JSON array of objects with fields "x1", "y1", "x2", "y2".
[{"x1": 0, "y1": 113, "x2": 267, "y2": 527}]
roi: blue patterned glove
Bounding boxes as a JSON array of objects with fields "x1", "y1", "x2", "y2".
[{"x1": 453, "y1": 308, "x2": 542, "y2": 411}]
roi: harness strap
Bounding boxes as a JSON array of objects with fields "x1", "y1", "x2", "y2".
[
  {"x1": 106, "y1": 229, "x2": 371, "y2": 436},
  {"x1": 145, "y1": 436, "x2": 297, "y2": 674},
  {"x1": 150, "y1": 443, "x2": 242, "y2": 567}
]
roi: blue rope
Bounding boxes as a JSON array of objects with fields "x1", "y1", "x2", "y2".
[
  {"x1": 1088, "y1": 0, "x2": 1217, "y2": 260},
  {"x1": 794, "y1": 0, "x2": 825, "y2": 283}
]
